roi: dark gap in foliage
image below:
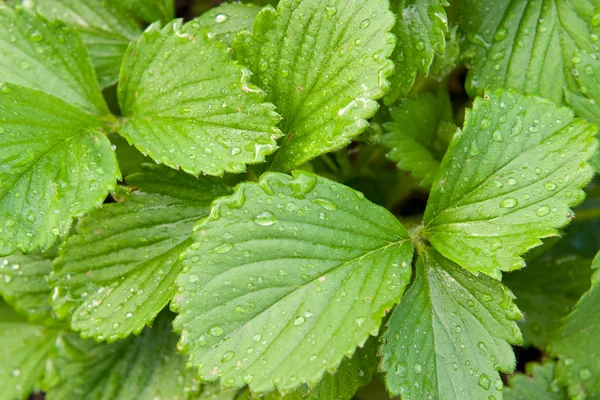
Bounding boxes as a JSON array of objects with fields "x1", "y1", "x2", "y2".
[{"x1": 392, "y1": 191, "x2": 428, "y2": 217}]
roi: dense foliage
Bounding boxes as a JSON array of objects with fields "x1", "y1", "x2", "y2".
[{"x1": 0, "y1": 0, "x2": 598, "y2": 399}]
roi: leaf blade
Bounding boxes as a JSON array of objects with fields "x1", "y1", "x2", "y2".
[
  {"x1": 235, "y1": 0, "x2": 395, "y2": 171},
  {"x1": 458, "y1": 0, "x2": 600, "y2": 124},
  {"x1": 51, "y1": 165, "x2": 229, "y2": 341},
  {"x1": 33, "y1": 0, "x2": 142, "y2": 88},
  {"x1": 424, "y1": 90, "x2": 598, "y2": 277},
  {"x1": 0, "y1": 85, "x2": 119, "y2": 255},
  {"x1": 548, "y1": 251, "x2": 600, "y2": 398},
  {"x1": 379, "y1": 248, "x2": 522, "y2": 399},
  {"x1": 118, "y1": 20, "x2": 282, "y2": 176},
  {"x1": 173, "y1": 171, "x2": 413, "y2": 394},
  {"x1": 0, "y1": 5, "x2": 108, "y2": 115}
]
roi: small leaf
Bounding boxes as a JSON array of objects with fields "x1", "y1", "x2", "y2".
[
  {"x1": 424, "y1": 90, "x2": 598, "y2": 277},
  {"x1": 173, "y1": 171, "x2": 413, "y2": 394},
  {"x1": 379, "y1": 247, "x2": 522, "y2": 399},
  {"x1": 33, "y1": 0, "x2": 142, "y2": 88},
  {"x1": 0, "y1": 251, "x2": 55, "y2": 323},
  {"x1": 118, "y1": 19, "x2": 282, "y2": 176},
  {"x1": 51, "y1": 165, "x2": 230, "y2": 342},
  {"x1": 458, "y1": 0, "x2": 600, "y2": 124},
  {"x1": 195, "y1": 3, "x2": 261, "y2": 47},
  {"x1": 504, "y1": 213, "x2": 597, "y2": 348},
  {"x1": 0, "y1": 5, "x2": 108, "y2": 115},
  {"x1": 0, "y1": 300, "x2": 59, "y2": 400},
  {"x1": 504, "y1": 361, "x2": 568, "y2": 400},
  {"x1": 234, "y1": 0, "x2": 395, "y2": 171},
  {"x1": 382, "y1": 90, "x2": 456, "y2": 187},
  {"x1": 120, "y1": 0, "x2": 174, "y2": 23},
  {"x1": 548, "y1": 251, "x2": 600, "y2": 398},
  {"x1": 44, "y1": 311, "x2": 199, "y2": 400},
  {"x1": 385, "y1": 0, "x2": 448, "y2": 103},
  {"x1": 0, "y1": 85, "x2": 119, "y2": 256}
]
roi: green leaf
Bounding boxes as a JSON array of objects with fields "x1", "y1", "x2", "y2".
[
  {"x1": 237, "y1": 337, "x2": 377, "y2": 400},
  {"x1": 382, "y1": 90, "x2": 456, "y2": 187},
  {"x1": 51, "y1": 165, "x2": 229, "y2": 342},
  {"x1": 0, "y1": 5, "x2": 108, "y2": 115},
  {"x1": 428, "y1": 25, "x2": 460, "y2": 81},
  {"x1": 504, "y1": 254, "x2": 593, "y2": 350},
  {"x1": 379, "y1": 248, "x2": 522, "y2": 399},
  {"x1": 504, "y1": 361, "x2": 568, "y2": 400},
  {"x1": 32, "y1": 0, "x2": 142, "y2": 89},
  {"x1": 0, "y1": 85, "x2": 119, "y2": 256},
  {"x1": 385, "y1": 0, "x2": 448, "y2": 103},
  {"x1": 234, "y1": 0, "x2": 395, "y2": 171},
  {"x1": 44, "y1": 310, "x2": 199, "y2": 400},
  {"x1": 197, "y1": 383, "x2": 238, "y2": 400},
  {"x1": 118, "y1": 19, "x2": 282, "y2": 177},
  {"x1": 423, "y1": 90, "x2": 598, "y2": 277},
  {"x1": 195, "y1": 3, "x2": 261, "y2": 47},
  {"x1": 548, "y1": 251, "x2": 600, "y2": 398},
  {"x1": 458, "y1": 0, "x2": 600, "y2": 124},
  {"x1": 503, "y1": 212, "x2": 597, "y2": 349},
  {"x1": 0, "y1": 300, "x2": 59, "y2": 400},
  {"x1": 0, "y1": 251, "x2": 54, "y2": 323},
  {"x1": 121, "y1": 0, "x2": 174, "y2": 23},
  {"x1": 173, "y1": 171, "x2": 413, "y2": 394}
]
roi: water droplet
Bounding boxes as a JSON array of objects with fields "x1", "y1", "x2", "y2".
[
  {"x1": 325, "y1": 6, "x2": 337, "y2": 19},
  {"x1": 221, "y1": 351, "x2": 234, "y2": 362},
  {"x1": 125, "y1": 312, "x2": 133, "y2": 318},
  {"x1": 478, "y1": 374, "x2": 491, "y2": 390},
  {"x1": 507, "y1": 178, "x2": 517, "y2": 186},
  {"x1": 213, "y1": 242, "x2": 234, "y2": 253},
  {"x1": 253, "y1": 334, "x2": 261, "y2": 342},
  {"x1": 355, "y1": 316, "x2": 366, "y2": 326},
  {"x1": 29, "y1": 31, "x2": 43, "y2": 42},
  {"x1": 492, "y1": 130, "x2": 503, "y2": 142},
  {"x1": 500, "y1": 198, "x2": 518, "y2": 208},
  {"x1": 494, "y1": 379, "x2": 503, "y2": 390},
  {"x1": 536, "y1": 205, "x2": 550, "y2": 217},
  {"x1": 455, "y1": 326, "x2": 462, "y2": 333},
  {"x1": 293, "y1": 316, "x2": 305, "y2": 326},
  {"x1": 112, "y1": 322, "x2": 120, "y2": 329},
  {"x1": 415, "y1": 40, "x2": 425, "y2": 51},
  {"x1": 579, "y1": 368, "x2": 592, "y2": 380},
  {"x1": 544, "y1": 182, "x2": 557, "y2": 191},
  {"x1": 494, "y1": 27, "x2": 508, "y2": 41},
  {"x1": 478, "y1": 342, "x2": 488, "y2": 354},
  {"x1": 360, "y1": 19, "x2": 370, "y2": 28},
  {"x1": 452, "y1": 362, "x2": 459, "y2": 370},
  {"x1": 253, "y1": 211, "x2": 276, "y2": 226},
  {"x1": 311, "y1": 198, "x2": 338, "y2": 210},
  {"x1": 230, "y1": 147, "x2": 241, "y2": 156},
  {"x1": 215, "y1": 13, "x2": 227, "y2": 23},
  {"x1": 12, "y1": 369, "x2": 21, "y2": 377},
  {"x1": 479, "y1": 118, "x2": 491, "y2": 129},
  {"x1": 209, "y1": 325, "x2": 224, "y2": 336},
  {"x1": 414, "y1": 363, "x2": 423, "y2": 374},
  {"x1": 188, "y1": 274, "x2": 200, "y2": 283}
]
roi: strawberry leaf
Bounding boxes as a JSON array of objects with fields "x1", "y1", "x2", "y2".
[
  {"x1": 424, "y1": 90, "x2": 598, "y2": 277},
  {"x1": 385, "y1": 0, "x2": 449, "y2": 103},
  {"x1": 51, "y1": 165, "x2": 230, "y2": 342},
  {"x1": 458, "y1": 0, "x2": 600, "y2": 124},
  {"x1": 379, "y1": 248, "x2": 522, "y2": 399},
  {"x1": 118, "y1": 19, "x2": 282, "y2": 176},
  {"x1": 44, "y1": 311, "x2": 198, "y2": 400},
  {"x1": 0, "y1": 86, "x2": 119, "y2": 255},
  {"x1": 382, "y1": 90, "x2": 456, "y2": 187},
  {"x1": 548, "y1": 251, "x2": 600, "y2": 398},
  {"x1": 173, "y1": 171, "x2": 413, "y2": 394},
  {"x1": 234, "y1": 0, "x2": 395, "y2": 171},
  {"x1": 32, "y1": 0, "x2": 142, "y2": 88},
  {"x1": 0, "y1": 5, "x2": 108, "y2": 115},
  {"x1": 195, "y1": 3, "x2": 261, "y2": 47},
  {"x1": 0, "y1": 300, "x2": 59, "y2": 400}
]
